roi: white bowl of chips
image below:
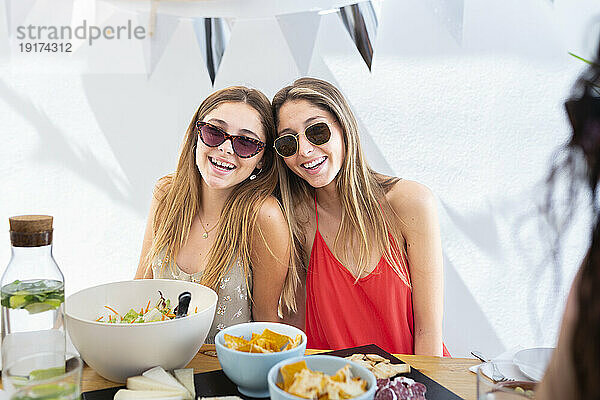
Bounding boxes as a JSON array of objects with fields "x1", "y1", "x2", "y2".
[
  {"x1": 268, "y1": 355, "x2": 377, "y2": 400},
  {"x1": 215, "y1": 322, "x2": 307, "y2": 398}
]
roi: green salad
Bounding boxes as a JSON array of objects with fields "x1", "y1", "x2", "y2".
[{"x1": 98, "y1": 291, "x2": 193, "y2": 324}]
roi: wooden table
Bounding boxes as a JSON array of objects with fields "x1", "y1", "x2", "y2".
[{"x1": 81, "y1": 345, "x2": 479, "y2": 399}]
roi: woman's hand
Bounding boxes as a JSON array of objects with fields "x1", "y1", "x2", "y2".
[
  {"x1": 389, "y1": 180, "x2": 444, "y2": 356},
  {"x1": 250, "y1": 197, "x2": 291, "y2": 322}
]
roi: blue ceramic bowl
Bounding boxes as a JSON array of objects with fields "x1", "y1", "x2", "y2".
[
  {"x1": 268, "y1": 355, "x2": 377, "y2": 400},
  {"x1": 215, "y1": 322, "x2": 307, "y2": 398}
]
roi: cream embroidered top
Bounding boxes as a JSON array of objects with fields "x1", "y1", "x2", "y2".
[{"x1": 151, "y1": 254, "x2": 252, "y2": 343}]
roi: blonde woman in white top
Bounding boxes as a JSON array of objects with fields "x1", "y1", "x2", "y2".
[{"x1": 135, "y1": 87, "x2": 300, "y2": 341}]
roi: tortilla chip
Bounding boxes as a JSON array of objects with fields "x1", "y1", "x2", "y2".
[
  {"x1": 228, "y1": 329, "x2": 300, "y2": 353},
  {"x1": 292, "y1": 334, "x2": 303, "y2": 347},
  {"x1": 260, "y1": 328, "x2": 291, "y2": 350},
  {"x1": 281, "y1": 360, "x2": 308, "y2": 390},
  {"x1": 337, "y1": 378, "x2": 368, "y2": 398},
  {"x1": 256, "y1": 338, "x2": 279, "y2": 352},
  {"x1": 287, "y1": 369, "x2": 324, "y2": 399},
  {"x1": 224, "y1": 334, "x2": 251, "y2": 351},
  {"x1": 330, "y1": 365, "x2": 351, "y2": 383},
  {"x1": 279, "y1": 363, "x2": 367, "y2": 399}
]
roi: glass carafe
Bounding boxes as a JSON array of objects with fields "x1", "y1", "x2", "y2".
[{"x1": 1, "y1": 215, "x2": 65, "y2": 374}]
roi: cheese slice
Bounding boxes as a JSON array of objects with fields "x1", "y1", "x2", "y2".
[
  {"x1": 114, "y1": 389, "x2": 183, "y2": 400},
  {"x1": 198, "y1": 397, "x2": 243, "y2": 400},
  {"x1": 142, "y1": 367, "x2": 192, "y2": 399},
  {"x1": 127, "y1": 376, "x2": 188, "y2": 396},
  {"x1": 173, "y1": 368, "x2": 195, "y2": 399}
]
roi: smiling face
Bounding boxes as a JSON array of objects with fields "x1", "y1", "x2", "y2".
[
  {"x1": 277, "y1": 100, "x2": 345, "y2": 189},
  {"x1": 196, "y1": 101, "x2": 265, "y2": 190}
]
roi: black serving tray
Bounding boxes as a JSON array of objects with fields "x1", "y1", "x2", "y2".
[
  {"x1": 82, "y1": 344, "x2": 463, "y2": 400},
  {"x1": 321, "y1": 344, "x2": 463, "y2": 400}
]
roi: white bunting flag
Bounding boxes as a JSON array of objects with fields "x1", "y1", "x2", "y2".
[
  {"x1": 140, "y1": 12, "x2": 180, "y2": 77},
  {"x1": 423, "y1": 0, "x2": 464, "y2": 45},
  {"x1": 276, "y1": 10, "x2": 321, "y2": 76}
]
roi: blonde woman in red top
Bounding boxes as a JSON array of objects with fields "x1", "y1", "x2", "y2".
[{"x1": 273, "y1": 78, "x2": 449, "y2": 356}]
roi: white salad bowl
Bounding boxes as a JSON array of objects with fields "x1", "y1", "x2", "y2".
[{"x1": 65, "y1": 279, "x2": 217, "y2": 383}]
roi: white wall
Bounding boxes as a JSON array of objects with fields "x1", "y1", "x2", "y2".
[{"x1": 1, "y1": 0, "x2": 599, "y2": 357}]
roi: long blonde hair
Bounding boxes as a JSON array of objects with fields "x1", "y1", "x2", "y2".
[
  {"x1": 272, "y1": 78, "x2": 411, "y2": 286},
  {"x1": 145, "y1": 86, "x2": 299, "y2": 312}
]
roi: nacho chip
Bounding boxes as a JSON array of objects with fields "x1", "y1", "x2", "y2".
[
  {"x1": 281, "y1": 360, "x2": 308, "y2": 390},
  {"x1": 260, "y1": 328, "x2": 291, "y2": 350},
  {"x1": 287, "y1": 369, "x2": 325, "y2": 399},
  {"x1": 330, "y1": 365, "x2": 351, "y2": 383},
  {"x1": 336, "y1": 378, "x2": 367, "y2": 399},
  {"x1": 226, "y1": 329, "x2": 302, "y2": 353},
  {"x1": 223, "y1": 334, "x2": 251, "y2": 352},
  {"x1": 279, "y1": 363, "x2": 367, "y2": 399},
  {"x1": 251, "y1": 338, "x2": 278, "y2": 353},
  {"x1": 292, "y1": 334, "x2": 303, "y2": 347}
]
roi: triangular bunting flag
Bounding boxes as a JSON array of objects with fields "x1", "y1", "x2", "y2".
[
  {"x1": 140, "y1": 12, "x2": 180, "y2": 77},
  {"x1": 4, "y1": 0, "x2": 10, "y2": 37},
  {"x1": 193, "y1": 17, "x2": 232, "y2": 86},
  {"x1": 338, "y1": 1, "x2": 379, "y2": 71},
  {"x1": 69, "y1": 0, "x2": 97, "y2": 53},
  {"x1": 5, "y1": 0, "x2": 36, "y2": 37},
  {"x1": 423, "y1": 0, "x2": 464, "y2": 45},
  {"x1": 276, "y1": 10, "x2": 321, "y2": 76},
  {"x1": 0, "y1": 1, "x2": 8, "y2": 61}
]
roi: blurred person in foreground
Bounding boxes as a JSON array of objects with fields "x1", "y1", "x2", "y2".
[{"x1": 537, "y1": 40, "x2": 600, "y2": 400}]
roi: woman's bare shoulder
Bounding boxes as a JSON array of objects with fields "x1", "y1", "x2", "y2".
[
  {"x1": 385, "y1": 179, "x2": 436, "y2": 220},
  {"x1": 254, "y1": 197, "x2": 291, "y2": 251},
  {"x1": 256, "y1": 196, "x2": 287, "y2": 226}
]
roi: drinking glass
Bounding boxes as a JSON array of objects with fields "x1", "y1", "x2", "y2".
[
  {"x1": 477, "y1": 361, "x2": 536, "y2": 399},
  {"x1": 4, "y1": 352, "x2": 82, "y2": 400}
]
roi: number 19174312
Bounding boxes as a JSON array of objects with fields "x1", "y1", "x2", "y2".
[{"x1": 18, "y1": 42, "x2": 72, "y2": 53}]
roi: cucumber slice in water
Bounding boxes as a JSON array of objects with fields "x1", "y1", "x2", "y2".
[
  {"x1": 9, "y1": 295, "x2": 27, "y2": 309},
  {"x1": 29, "y1": 366, "x2": 66, "y2": 381},
  {"x1": 24, "y1": 302, "x2": 55, "y2": 314},
  {"x1": 44, "y1": 298, "x2": 63, "y2": 308},
  {"x1": 28, "y1": 382, "x2": 76, "y2": 398}
]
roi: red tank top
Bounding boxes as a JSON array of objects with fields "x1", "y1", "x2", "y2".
[{"x1": 305, "y1": 198, "x2": 450, "y2": 356}]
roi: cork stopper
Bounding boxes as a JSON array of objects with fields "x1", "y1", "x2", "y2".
[{"x1": 9, "y1": 215, "x2": 53, "y2": 247}]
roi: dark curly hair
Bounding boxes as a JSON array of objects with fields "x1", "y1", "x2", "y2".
[{"x1": 546, "y1": 40, "x2": 600, "y2": 399}]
